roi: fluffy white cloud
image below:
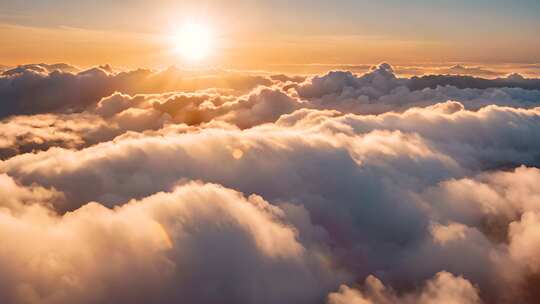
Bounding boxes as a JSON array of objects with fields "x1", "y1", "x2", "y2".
[
  {"x1": 292, "y1": 65, "x2": 540, "y2": 114},
  {"x1": 327, "y1": 271, "x2": 481, "y2": 304},
  {"x1": 0, "y1": 63, "x2": 540, "y2": 303},
  {"x1": 0, "y1": 178, "x2": 346, "y2": 304},
  {"x1": 0, "y1": 65, "x2": 278, "y2": 118},
  {"x1": 277, "y1": 103, "x2": 540, "y2": 169}
]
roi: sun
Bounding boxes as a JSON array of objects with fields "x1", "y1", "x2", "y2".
[{"x1": 173, "y1": 23, "x2": 215, "y2": 62}]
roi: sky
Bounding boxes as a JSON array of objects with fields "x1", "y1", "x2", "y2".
[
  {"x1": 3, "y1": 2, "x2": 540, "y2": 304},
  {"x1": 1, "y1": 0, "x2": 540, "y2": 69}
]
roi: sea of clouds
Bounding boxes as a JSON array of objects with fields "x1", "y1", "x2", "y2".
[{"x1": 0, "y1": 62, "x2": 540, "y2": 304}]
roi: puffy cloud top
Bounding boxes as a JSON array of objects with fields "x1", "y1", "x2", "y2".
[{"x1": 0, "y1": 62, "x2": 539, "y2": 303}]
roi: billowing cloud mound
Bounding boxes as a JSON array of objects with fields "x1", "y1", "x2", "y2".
[
  {"x1": 328, "y1": 271, "x2": 482, "y2": 304},
  {"x1": 0, "y1": 63, "x2": 539, "y2": 303},
  {"x1": 293, "y1": 64, "x2": 540, "y2": 114},
  {"x1": 0, "y1": 66, "x2": 277, "y2": 118},
  {"x1": 0, "y1": 179, "x2": 345, "y2": 303}
]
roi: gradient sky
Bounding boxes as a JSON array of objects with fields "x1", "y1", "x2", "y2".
[{"x1": 1, "y1": 0, "x2": 540, "y2": 68}]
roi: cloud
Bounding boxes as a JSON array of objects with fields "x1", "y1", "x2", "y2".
[
  {"x1": 153, "y1": 87, "x2": 303, "y2": 128},
  {"x1": 0, "y1": 178, "x2": 347, "y2": 304},
  {"x1": 3, "y1": 63, "x2": 81, "y2": 75},
  {"x1": 327, "y1": 271, "x2": 481, "y2": 304},
  {"x1": 292, "y1": 64, "x2": 540, "y2": 114},
  {"x1": 430, "y1": 222, "x2": 470, "y2": 245},
  {"x1": 0, "y1": 115, "x2": 464, "y2": 294},
  {"x1": 0, "y1": 173, "x2": 63, "y2": 212},
  {"x1": 509, "y1": 212, "x2": 540, "y2": 273},
  {"x1": 1, "y1": 63, "x2": 540, "y2": 303},
  {"x1": 443, "y1": 65, "x2": 502, "y2": 77},
  {"x1": 0, "y1": 87, "x2": 303, "y2": 157},
  {"x1": 2, "y1": 62, "x2": 539, "y2": 120},
  {"x1": 1, "y1": 102, "x2": 539, "y2": 292},
  {"x1": 278, "y1": 103, "x2": 540, "y2": 169},
  {"x1": 0, "y1": 66, "x2": 114, "y2": 117},
  {"x1": 0, "y1": 65, "x2": 277, "y2": 118},
  {"x1": 0, "y1": 93, "x2": 172, "y2": 160},
  {"x1": 411, "y1": 166, "x2": 540, "y2": 303},
  {"x1": 1, "y1": 103, "x2": 538, "y2": 303}
]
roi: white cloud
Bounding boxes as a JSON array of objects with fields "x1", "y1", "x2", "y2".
[
  {"x1": 0, "y1": 179, "x2": 347, "y2": 304},
  {"x1": 0, "y1": 63, "x2": 540, "y2": 303},
  {"x1": 327, "y1": 271, "x2": 481, "y2": 304}
]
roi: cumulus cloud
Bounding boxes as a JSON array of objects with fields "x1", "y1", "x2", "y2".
[
  {"x1": 0, "y1": 65, "x2": 279, "y2": 118},
  {"x1": 3, "y1": 63, "x2": 81, "y2": 75},
  {"x1": 327, "y1": 271, "x2": 481, "y2": 304},
  {"x1": 0, "y1": 178, "x2": 346, "y2": 304},
  {"x1": 2, "y1": 62, "x2": 539, "y2": 120},
  {"x1": 292, "y1": 64, "x2": 540, "y2": 114},
  {"x1": 277, "y1": 102, "x2": 540, "y2": 169},
  {"x1": 2, "y1": 106, "x2": 538, "y2": 302},
  {"x1": 0, "y1": 93, "x2": 172, "y2": 159},
  {"x1": 1, "y1": 62, "x2": 540, "y2": 303},
  {"x1": 153, "y1": 87, "x2": 303, "y2": 128},
  {"x1": 0, "y1": 86, "x2": 302, "y2": 157}
]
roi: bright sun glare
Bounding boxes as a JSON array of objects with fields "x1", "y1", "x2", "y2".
[{"x1": 173, "y1": 23, "x2": 214, "y2": 62}]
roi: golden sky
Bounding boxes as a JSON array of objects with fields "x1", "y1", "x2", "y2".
[{"x1": 1, "y1": 0, "x2": 540, "y2": 69}]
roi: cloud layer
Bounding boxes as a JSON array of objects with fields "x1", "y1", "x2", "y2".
[{"x1": 0, "y1": 63, "x2": 539, "y2": 303}]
